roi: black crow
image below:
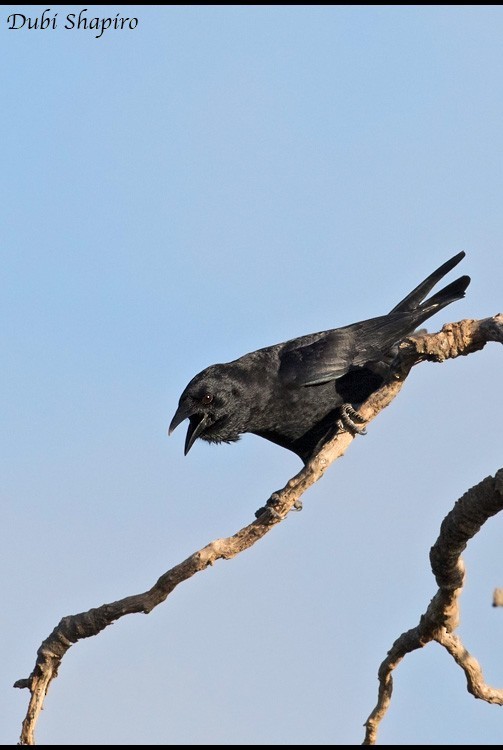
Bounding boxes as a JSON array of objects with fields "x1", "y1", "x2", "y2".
[{"x1": 169, "y1": 252, "x2": 470, "y2": 464}]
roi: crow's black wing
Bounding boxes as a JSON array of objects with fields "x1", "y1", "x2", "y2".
[
  {"x1": 278, "y1": 313, "x2": 415, "y2": 386},
  {"x1": 279, "y1": 268, "x2": 470, "y2": 387}
]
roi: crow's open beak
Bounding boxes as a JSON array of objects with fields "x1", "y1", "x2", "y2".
[
  {"x1": 169, "y1": 406, "x2": 210, "y2": 456},
  {"x1": 168, "y1": 404, "x2": 190, "y2": 436},
  {"x1": 183, "y1": 413, "x2": 210, "y2": 455}
]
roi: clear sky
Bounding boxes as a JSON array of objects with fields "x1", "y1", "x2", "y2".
[{"x1": 2, "y1": 5, "x2": 502, "y2": 745}]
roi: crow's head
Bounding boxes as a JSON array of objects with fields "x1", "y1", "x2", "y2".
[{"x1": 169, "y1": 364, "x2": 252, "y2": 455}]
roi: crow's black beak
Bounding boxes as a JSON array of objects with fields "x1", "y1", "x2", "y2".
[
  {"x1": 169, "y1": 406, "x2": 210, "y2": 456},
  {"x1": 168, "y1": 404, "x2": 190, "y2": 436},
  {"x1": 183, "y1": 413, "x2": 210, "y2": 455}
]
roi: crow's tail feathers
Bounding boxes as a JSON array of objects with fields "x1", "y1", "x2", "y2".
[
  {"x1": 390, "y1": 251, "x2": 469, "y2": 314},
  {"x1": 419, "y1": 274, "x2": 471, "y2": 311}
]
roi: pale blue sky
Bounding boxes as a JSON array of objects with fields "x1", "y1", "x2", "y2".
[{"x1": 2, "y1": 5, "x2": 502, "y2": 745}]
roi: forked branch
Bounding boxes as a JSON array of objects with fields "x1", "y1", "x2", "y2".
[
  {"x1": 363, "y1": 468, "x2": 503, "y2": 744},
  {"x1": 15, "y1": 315, "x2": 503, "y2": 745}
]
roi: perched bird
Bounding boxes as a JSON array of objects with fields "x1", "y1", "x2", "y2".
[{"x1": 169, "y1": 252, "x2": 470, "y2": 464}]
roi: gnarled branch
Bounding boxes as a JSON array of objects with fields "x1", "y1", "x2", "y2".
[
  {"x1": 363, "y1": 469, "x2": 503, "y2": 744},
  {"x1": 15, "y1": 314, "x2": 502, "y2": 745}
]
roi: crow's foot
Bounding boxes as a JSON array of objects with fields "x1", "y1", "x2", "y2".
[{"x1": 337, "y1": 404, "x2": 367, "y2": 435}]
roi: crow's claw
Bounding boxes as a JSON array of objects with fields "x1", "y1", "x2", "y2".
[{"x1": 337, "y1": 404, "x2": 367, "y2": 436}]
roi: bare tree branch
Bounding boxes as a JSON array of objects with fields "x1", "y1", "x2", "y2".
[
  {"x1": 363, "y1": 468, "x2": 503, "y2": 745},
  {"x1": 15, "y1": 315, "x2": 502, "y2": 745}
]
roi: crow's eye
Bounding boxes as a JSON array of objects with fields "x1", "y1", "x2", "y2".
[{"x1": 200, "y1": 393, "x2": 213, "y2": 405}]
